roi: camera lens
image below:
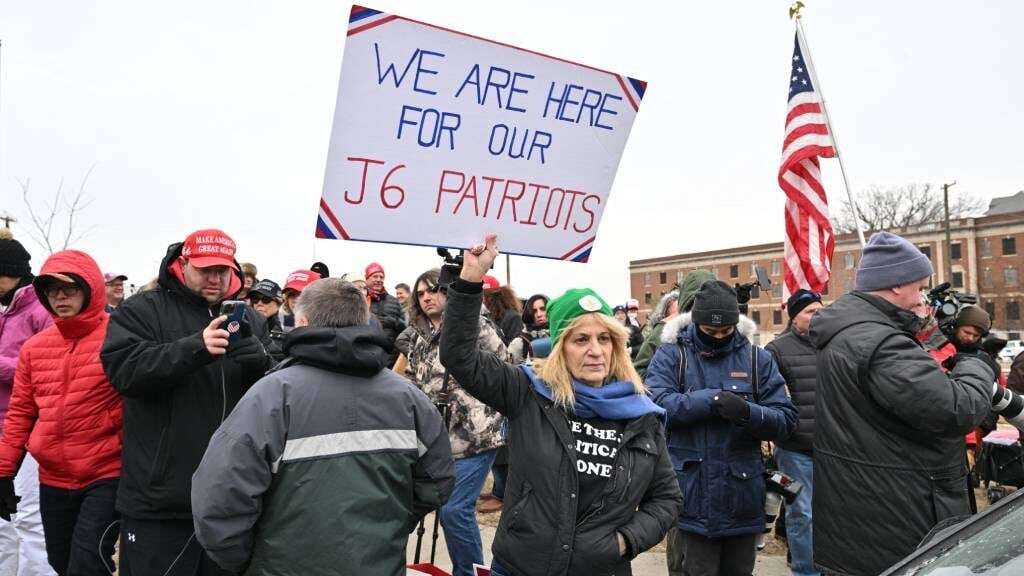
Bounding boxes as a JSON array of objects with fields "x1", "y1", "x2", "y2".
[{"x1": 993, "y1": 387, "x2": 1024, "y2": 430}]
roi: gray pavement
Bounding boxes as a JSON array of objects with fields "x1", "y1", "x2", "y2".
[{"x1": 406, "y1": 514, "x2": 791, "y2": 575}]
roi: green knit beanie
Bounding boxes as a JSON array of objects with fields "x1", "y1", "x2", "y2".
[{"x1": 547, "y1": 288, "x2": 612, "y2": 343}]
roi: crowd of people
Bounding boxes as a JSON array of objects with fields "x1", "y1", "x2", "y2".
[{"x1": 0, "y1": 225, "x2": 1013, "y2": 576}]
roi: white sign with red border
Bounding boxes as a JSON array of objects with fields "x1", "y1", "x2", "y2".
[{"x1": 317, "y1": 5, "x2": 646, "y2": 263}]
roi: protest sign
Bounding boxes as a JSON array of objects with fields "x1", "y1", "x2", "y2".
[{"x1": 317, "y1": 5, "x2": 645, "y2": 262}]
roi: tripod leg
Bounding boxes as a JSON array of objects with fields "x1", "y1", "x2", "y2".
[
  {"x1": 414, "y1": 517, "x2": 426, "y2": 564},
  {"x1": 430, "y1": 507, "x2": 443, "y2": 564}
]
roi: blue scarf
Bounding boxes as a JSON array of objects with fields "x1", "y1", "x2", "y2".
[{"x1": 520, "y1": 365, "x2": 665, "y2": 422}]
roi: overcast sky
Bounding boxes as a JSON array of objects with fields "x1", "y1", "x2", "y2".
[{"x1": 1, "y1": 1, "x2": 1020, "y2": 304}]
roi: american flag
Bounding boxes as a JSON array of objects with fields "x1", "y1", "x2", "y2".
[{"x1": 780, "y1": 31, "x2": 836, "y2": 298}]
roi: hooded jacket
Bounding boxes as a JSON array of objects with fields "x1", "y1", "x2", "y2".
[
  {"x1": 0, "y1": 251, "x2": 122, "y2": 489},
  {"x1": 809, "y1": 291, "x2": 994, "y2": 576},
  {"x1": 634, "y1": 270, "x2": 714, "y2": 378},
  {"x1": 0, "y1": 284, "x2": 52, "y2": 424},
  {"x1": 438, "y1": 283, "x2": 681, "y2": 576},
  {"x1": 192, "y1": 325, "x2": 454, "y2": 575},
  {"x1": 646, "y1": 313, "x2": 797, "y2": 537},
  {"x1": 101, "y1": 242, "x2": 271, "y2": 519}
]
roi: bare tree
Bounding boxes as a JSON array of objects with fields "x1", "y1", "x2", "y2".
[
  {"x1": 834, "y1": 183, "x2": 986, "y2": 234},
  {"x1": 16, "y1": 166, "x2": 96, "y2": 255}
]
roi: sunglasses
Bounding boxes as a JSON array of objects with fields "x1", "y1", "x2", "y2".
[
  {"x1": 794, "y1": 291, "x2": 821, "y2": 303},
  {"x1": 250, "y1": 295, "x2": 277, "y2": 305},
  {"x1": 45, "y1": 284, "x2": 81, "y2": 298},
  {"x1": 416, "y1": 285, "x2": 444, "y2": 298}
]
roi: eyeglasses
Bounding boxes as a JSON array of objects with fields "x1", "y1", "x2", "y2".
[{"x1": 45, "y1": 284, "x2": 81, "y2": 298}]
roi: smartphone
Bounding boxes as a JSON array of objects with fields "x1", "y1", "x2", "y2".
[{"x1": 219, "y1": 300, "x2": 248, "y2": 344}]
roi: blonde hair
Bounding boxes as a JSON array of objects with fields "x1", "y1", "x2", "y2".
[{"x1": 533, "y1": 313, "x2": 646, "y2": 409}]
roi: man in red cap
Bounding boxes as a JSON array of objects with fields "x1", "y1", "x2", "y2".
[
  {"x1": 104, "y1": 272, "x2": 128, "y2": 313},
  {"x1": 101, "y1": 229, "x2": 271, "y2": 575},
  {"x1": 279, "y1": 269, "x2": 321, "y2": 333},
  {"x1": 365, "y1": 262, "x2": 405, "y2": 364}
]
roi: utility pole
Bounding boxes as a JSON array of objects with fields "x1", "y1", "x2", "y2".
[
  {"x1": 943, "y1": 181, "x2": 957, "y2": 284},
  {"x1": 0, "y1": 212, "x2": 15, "y2": 229}
]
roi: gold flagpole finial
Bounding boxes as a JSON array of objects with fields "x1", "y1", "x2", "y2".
[{"x1": 789, "y1": 1, "x2": 804, "y2": 19}]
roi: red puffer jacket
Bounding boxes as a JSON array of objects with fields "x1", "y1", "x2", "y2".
[{"x1": 0, "y1": 250, "x2": 122, "y2": 489}]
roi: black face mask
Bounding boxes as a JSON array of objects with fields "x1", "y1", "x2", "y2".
[{"x1": 696, "y1": 326, "x2": 735, "y2": 350}]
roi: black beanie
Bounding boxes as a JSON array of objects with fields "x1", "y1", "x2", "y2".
[
  {"x1": 691, "y1": 280, "x2": 740, "y2": 327},
  {"x1": 311, "y1": 261, "x2": 330, "y2": 278},
  {"x1": 786, "y1": 289, "x2": 822, "y2": 319},
  {"x1": 0, "y1": 236, "x2": 32, "y2": 279}
]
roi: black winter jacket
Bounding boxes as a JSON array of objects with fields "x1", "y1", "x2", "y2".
[
  {"x1": 495, "y1": 309, "x2": 524, "y2": 347},
  {"x1": 765, "y1": 328, "x2": 817, "y2": 453},
  {"x1": 101, "y1": 243, "x2": 271, "y2": 519},
  {"x1": 370, "y1": 292, "x2": 406, "y2": 364},
  {"x1": 439, "y1": 282, "x2": 681, "y2": 576},
  {"x1": 809, "y1": 292, "x2": 994, "y2": 576}
]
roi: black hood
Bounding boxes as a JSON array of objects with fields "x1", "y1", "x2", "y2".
[
  {"x1": 283, "y1": 325, "x2": 393, "y2": 377},
  {"x1": 809, "y1": 291, "x2": 919, "y2": 351}
]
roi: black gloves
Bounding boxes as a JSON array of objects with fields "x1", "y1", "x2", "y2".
[
  {"x1": 227, "y1": 336, "x2": 268, "y2": 367},
  {"x1": 0, "y1": 477, "x2": 19, "y2": 521},
  {"x1": 712, "y1": 391, "x2": 750, "y2": 423}
]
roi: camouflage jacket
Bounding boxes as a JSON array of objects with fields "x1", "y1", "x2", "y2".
[
  {"x1": 507, "y1": 327, "x2": 551, "y2": 364},
  {"x1": 405, "y1": 316, "x2": 506, "y2": 459}
]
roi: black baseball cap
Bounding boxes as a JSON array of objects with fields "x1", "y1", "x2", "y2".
[{"x1": 249, "y1": 279, "x2": 282, "y2": 301}]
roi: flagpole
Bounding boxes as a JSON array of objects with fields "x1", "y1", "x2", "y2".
[{"x1": 791, "y1": 3, "x2": 866, "y2": 247}]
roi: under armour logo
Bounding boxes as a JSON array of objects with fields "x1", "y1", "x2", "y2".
[{"x1": 127, "y1": 532, "x2": 136, "y2": 543}]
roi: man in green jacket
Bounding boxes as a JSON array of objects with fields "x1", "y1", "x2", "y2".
[{"x1": 191, "y1": 278, "x2": 455, "y2": 575}]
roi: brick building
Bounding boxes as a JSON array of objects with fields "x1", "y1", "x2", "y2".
[{"x1": 629, "y1": 192, "x2": 1024, "y2": 343}]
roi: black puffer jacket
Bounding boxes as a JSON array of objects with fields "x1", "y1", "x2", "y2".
[
  {"x1": 101, "y1": 243, "x2": 271, "y2": 519},
  {"x1": 765, "y1": 328, "x2": 817, "y2": 453},
  {"x1": 809, "y1": 291, "x2": 994, "y2": 576},
  {"x1": 370, "y1": 292, "x2": 406, "y2": 364},
  {"x1": 440, "y1": 281, "x2": 681, "y2": 576}
]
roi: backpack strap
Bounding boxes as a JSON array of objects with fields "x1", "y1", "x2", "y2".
[
  {"x1": 676, "y1": 342, "x2": 688, "y2": 392},
  {"x1": 751, "y1": 343, "x2": 760, "y2": 404}
]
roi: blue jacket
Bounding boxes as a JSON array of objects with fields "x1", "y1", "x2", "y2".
[{"x1": 646, "y1": 313, "x2": 797, "y2": 537}]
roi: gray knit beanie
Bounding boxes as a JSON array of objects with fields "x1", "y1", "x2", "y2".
[
  {"x1": 854, "y1": 231, "x2": 933, "y2": 292},
  {"x1": 691, "y1": 280, "x2": 740, "y2": 327}
]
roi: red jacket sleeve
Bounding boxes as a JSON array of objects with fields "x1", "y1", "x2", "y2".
[{"x1": 0, "y1": 346, "x2": 39, "y2": 477}]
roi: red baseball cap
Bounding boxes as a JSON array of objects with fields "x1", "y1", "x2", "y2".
[
  {"x1": 181, "y1": 229, "x2": 238, "y2": 270},
  {"x1": 283, "y1": 269, "x2": 321, "y2": 294},
  {"x1": 482, "y1": 275, "x2": 501, "y2": 291},
  {"x1": 365, "y1": 262, "x2": 385, "y2": 279}
]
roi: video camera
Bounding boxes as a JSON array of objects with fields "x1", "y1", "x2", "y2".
[
  {"x1": 437, "y1": 248, "x2": 464, "y2": 289},
  {"x1": 735, "y1": 266, "x2": 772, "y2": 315},
  {"x1": 756, "y1": 469, "x2": 804, "y2": 550},
  {"x1": 927, "y1": 282, "x2": 978, "y2": 339}
]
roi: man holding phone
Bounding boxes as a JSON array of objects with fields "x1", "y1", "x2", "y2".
[{"x1": 101, "y1": 229, "x2": 270, "y2": 576}]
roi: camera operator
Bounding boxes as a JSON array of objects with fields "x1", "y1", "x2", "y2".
[
  {"x1": 947, "y1": 306, "x2": 999, "y2": 373},
  {"x1": 403, "y1": 267, "x2": 506, "y2": 576},
  {"x1": 810, "y1": 232, "x2": 995, "y2": 576}
]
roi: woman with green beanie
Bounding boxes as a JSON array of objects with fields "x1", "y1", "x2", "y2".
[{"x1": 439, "y1": 234, "x2": 681, "y2": 576}]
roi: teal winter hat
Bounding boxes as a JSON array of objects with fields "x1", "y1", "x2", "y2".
[{"x1": 547, "y1": 288, "x2": 613, "y2": 342}]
